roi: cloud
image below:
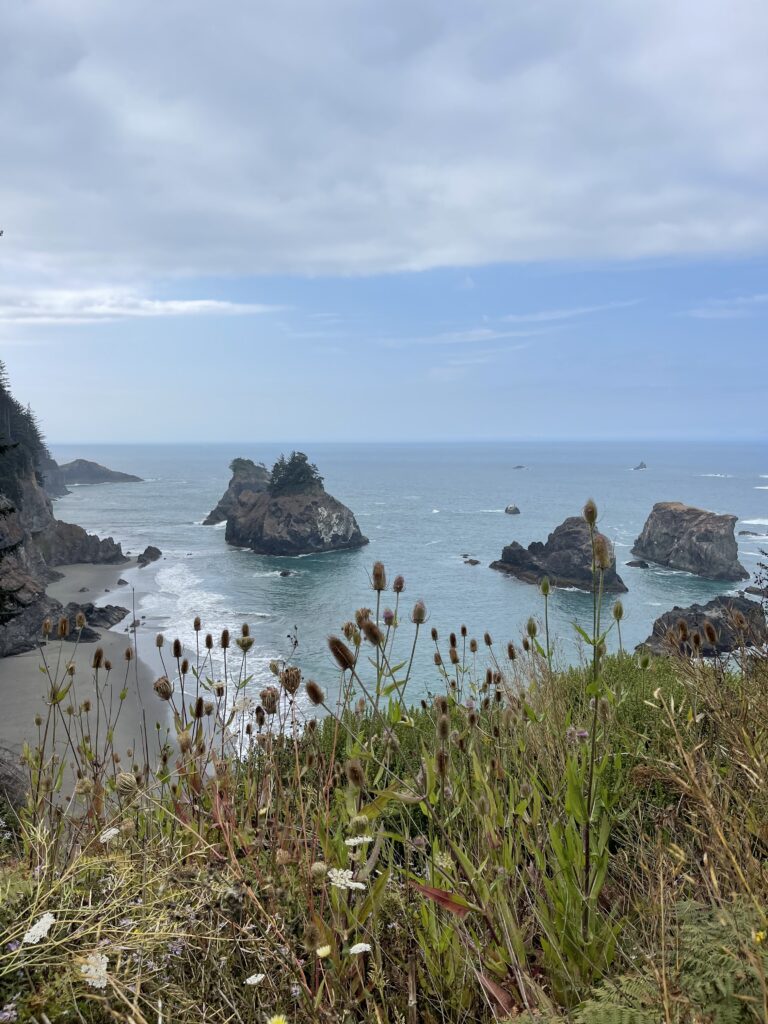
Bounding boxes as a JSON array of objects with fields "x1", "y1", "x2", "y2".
[
  {"x1": 686, "y1": 293, "x2": 768, "y2": 319},
  {"x1": 383, "y1": 327, "x2": 542, "y2": 348},
  {"x1": 0, "y1": 288, "x2": 279, "y2": 325},
  {"x1": 1, "y1": 0, "x2": 767, "y2": 285},
  {"x1": 503, "y1": 301, "x2": 639, "y2": 323}
]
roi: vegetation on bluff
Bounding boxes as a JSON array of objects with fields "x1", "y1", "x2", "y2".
[
  {"x1": 0, "y1": 504, "x2": 766, "y2": 1023},
  {"x1": 268, "y1": 451, "x2": 324, "y2": 496},
  {"x1": 0, "y1": 358, "x2": 48, "y2": 506}
]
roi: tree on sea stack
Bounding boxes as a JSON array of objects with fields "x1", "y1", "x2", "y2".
[{"x1": 268, "y1": 451, "x2": 324, "y2": 496}]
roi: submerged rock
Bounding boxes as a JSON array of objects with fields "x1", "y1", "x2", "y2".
[
  {"x1": 637, "y1": 595, "x2": 767, "y2": 656},
  {"x1": 204, "y1": 458, "x2": 271, "y2": 525},
  {"x1": 626, "y1": 559, "x2": 649, "y2": 568},
  {"x1": 632, "y1": 502, "x2": 748, "y2": 581},
  {"x1": 490, "y1": 516, "x2": 627, "y2": 593},
  {"x1": 58, "y1": 459, "x2": 143, "y2": 485},
  {"x1": 137, "y1": 545, "x2": 162, "y2": 568},
  {"x1": 504, "y1": 505, "x2": 520, "y2": 515},
  {"x1": 633, "y1": 461, "x2": 647, "y2": 471}
]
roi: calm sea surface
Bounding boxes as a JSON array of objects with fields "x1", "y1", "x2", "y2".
[{"x1": 50, "y1": 442, "x2": 767, "y2": 701}]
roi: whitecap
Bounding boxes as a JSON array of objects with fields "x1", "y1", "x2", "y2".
[
  {"x1": 741, "y1": 519, "x2": 768, "y2": 526},
  {"x1": 699, "y1": 473, "x2": 733, "y2": 478},
  {"x1": 432, "y1": 509, "x2": 440, "y2": 514},
  {"x1": 755, "y1": 486, "x2": 768, "y2": 490}
]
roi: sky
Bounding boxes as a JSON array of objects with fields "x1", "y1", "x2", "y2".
[{"x1": 1, "y1": 0, "x2": 766, "y2": 442}]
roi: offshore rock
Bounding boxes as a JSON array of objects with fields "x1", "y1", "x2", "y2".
[
  {"x1": 35, "y1": 521, "x2": 127, "y2": 567},
  {"x1": 204, "y1": 458, "x2": 271, "y2": 525},
  {"x1": 137, "y1": 545, "x2": 162, "y2": 568},
  {"x1": 58, "y1": 459, "x2": 142, "y2": 485},
  {"x1": 637, "y1": 595, "x2": 767, "y2": 656},
  {"x1": 632, "y1": 502, "x2": 748, "y2": 581},
  {"x1": 490, "y1": 516, "x2": 627, "y2": 593},
  {"x1": 226, "y1": 489, "x2": 368, "y2": 556},
  {"x1": 38, "y1": 453, "x2": 70, "y2": 498},
  {"x1": 504, "y1": 505, "x2": 520, "y2": 515}
]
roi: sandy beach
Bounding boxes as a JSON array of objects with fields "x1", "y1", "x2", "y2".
[{"x1": 0, "y1": 559, "x2": 170, "y2": 770}]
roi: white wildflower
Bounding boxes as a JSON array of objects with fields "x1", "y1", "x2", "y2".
[
  {"x1": 99, "y1": 827, "x2": 120, "y2": 845},
  {"x1": 349, "y1": 942, "x2": 372, "y2": 955},
  {"x1": 244, "y1": 972, "x2": 265, "y2": 986},
  {"x1": 22, "y1": 912, "x2": 55, "y2": 945},
  {"x1": 327, "y1": 868, "x2": 366, "y2": 891},
  {"x1": 81, "y1": 951, "x2": 109, "y2": 989},
  {"x1": 316, "y1": 944, "x2": 331, "y2": 958},
  {"x1": 344, "y1": 835, "x2": 373, "y2": 847}
]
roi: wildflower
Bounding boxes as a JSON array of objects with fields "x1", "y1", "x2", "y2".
[
  {"x1": 22, "y1": 912, "x2": 55, "y2": 945},
  {"x1": 383, "y1": 607, "x2": 395, "y2": 627},
  {"x1": 316, "y1": 944, "x2": 331, "y2": 958},
  {"x1": 266, "y1": 1017, "x2": 288, "y2": 1024},
  {"x1": 755, "y1": 930, "x2": 766, "y2": 945},
  {"x1": 99, "y1": 826, "x2": 120, "y2": 845},
  {"x1": 349, "y1": 942, "x2": 371, "y2": 954},
  {"x1": 344, "y1": 835, "x2": 373, "y2": 847},
  {"x1": 393, "y1": 574, "x2": 405, "y2": 593},
  {"x1": 80, "y1": 951, "x2": 109, "y2": 989},
  {"x1": 0, "y1": 1003, "x2": 18, "y2": 1023},
  {"x1": 244, "y1": 972, "x2": 266, "y2": 985},
  {"x1": 310, "y1": 861, "x2": 328, "y2": 880},
  {"x1": 327, "y1": 868, "x2": 366, "y2": 891},
  {"x1": 411, "y1": 599, "x2": 427, "y2": 625}
]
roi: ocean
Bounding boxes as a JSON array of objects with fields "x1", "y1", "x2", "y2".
[{"x1": 49, "y1": 441, "x2": 767, "y2": 701}]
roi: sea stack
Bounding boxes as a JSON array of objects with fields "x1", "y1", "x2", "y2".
[
  {"x1": 631, "y1": 502, "x2": 748, "y2": 581},
  {"x1": 637, "y1": 595, "x2": 767, "y2": 656},
  {"x1": 204, "y1": 458, "x2": 270, "y2": 525},
  {"x1": 490, "y1": 516, "x2": 627, "y2": 593},
  {"x1": 224, "y1": 452, "x2": 368, "y2": 556}
]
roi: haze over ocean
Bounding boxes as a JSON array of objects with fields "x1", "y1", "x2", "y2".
[{"x1": 50, "y1": 440, "x2": 767, "y2": 703}]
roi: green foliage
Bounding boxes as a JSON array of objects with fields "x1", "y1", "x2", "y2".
[
  {"x1": 229, "y1": 456, "x2": 267, "y2": 476},
  {"x1": 268, "y1": 450, "x2": 324, "y2": 495},
  {"x1": 0, "y1": 359, "x2": 49, "y2": 505}
]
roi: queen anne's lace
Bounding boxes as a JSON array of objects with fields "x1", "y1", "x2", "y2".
[
  {"x1": 22, "y1": 912, "x2": 55, "y2": 945},
  {"x1": 327, "y1": 868, "x2": 366, "y2": 891},
  {"x1": 349, "y1": 942, "x2": 372, "y2": 954},
  {"x1": 344, "y1": 835, "x2": 373, "y2": 847},
  {"x1": 244, "y1": 973, "x2": 265, "y2": 985},
  {"x1": 81, "y1": 951, "x2": 109, "y2": 989}
]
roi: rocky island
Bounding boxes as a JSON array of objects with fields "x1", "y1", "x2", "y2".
[
  {"x1": 203, "y1": 457, "x2": 270, "y2": 525},
  {"x1": 58, "y1": 459, "x2": 143, "y2": 485},
  {"x1": 218, "y1": 451, "x2": 368, "y2": 556},
  {"x1": 631, "y1": 502, "x2": 748, "y2": 581},
  {"x1": 490, "y1": 515, "x2": 627, "y2": 592},
  {"x1": 637, "y1": 595, "x2": 767, "y2": 656}
]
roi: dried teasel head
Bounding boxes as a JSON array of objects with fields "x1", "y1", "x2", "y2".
[
  {"x1": 593, "y1": 533, "x2": 613, "y2": 571},
  {"x1": 193, "y1": 616, "x2": 201, "y2": 632},
  {"x1": 361, "y1": 619, "x2": 384, "y2": 646},
  {"x1": 583, "y1": 498, "x2": 598, "y2": 527},
  {"x1": 449, "y1": 647, "x2": 459, "y2": 666},
  {"x1": 181, "y1": 658, "x2": 190, "y2": 676},
  {"x1": 220, "y1": 629, "x2": 230, "y2": 650},
  {"x1": 75, "y1": 611, "x2": 86, "y2": 630},
  {"x1": 469, "y1": 638, "x2": 478, "y2": 654},
  {"x1": 92, "y1": 647, "x2": 104, "y2": 670},
  {"x1": 393, "y1": 574, "x2": 405, "y2": 594},
  {"x1": 345, "y1": 758, "x2": 365, "y2": 789},
  {"x1": 241, "y1": 623, "x2": 250, "y2": 638},
  {"x1": 371, "y1": 561, "x2": 387, "y2": 592},
  {"x1": 280, "y1": 666, "x2": 302, "y2": 695},
  {"x1": 57, "y1": 616, "x2": 70, "y2": 639},
  {"x1": 437, "y1": 714, "x2": 450, "y2": 741},
  {"x1": 430, "y1": 627, "x2": 438, "y2": 642},
  {"x1": 704, "y1": 621, "x2": 718, "y2": 646},
  {"x1": 194, "y1": 696, "x2": 204, "y2": 719},
  {"x1": 260, "y1": 686, "x2": 279, "y2": 715},
  {"x1": 155, "y1": 633, "x2": 164, "y2": 649},
  {"x1": 507, "y1": 642, "x2": 516, "y2": 660},
  {"x1": 205, "y1": 633, "x2": 214, "y2": 650},
  {"x1": 172, "y1": 638, "x2": 182, "y2": 659},
  {"x1": 411, "y1": 600, "x2": 427, "y2": 625},
  {"x1": 383, "y1": 607, "x2": 395, "y2": 627},
  {"x1": 328, "y1": 635, "x2": 356, "y2": 672},
  {"x1": 305, "y1": 680, "x2": 325, "y2": 706},
  {"x1": 154, "y1": 676, "x2": 173, "y2": 701},
  {"x1": 484, "y1": 632, "x2": 493, "y2": 647},
  {"x1": 42, "y1": 617, "x2": 52, "y2": 638},
  {"x1": 355, "y1": 607, "x2": 372, "y2": 627}
]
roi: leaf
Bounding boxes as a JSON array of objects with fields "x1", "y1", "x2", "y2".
[
  {"x1": 411, "y1": 882, "x2": 472, "y2": 918},
  {"x1": 475, "y1": 971, "x2": 516, "y2": 1016}
]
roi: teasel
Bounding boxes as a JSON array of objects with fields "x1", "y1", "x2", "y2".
[
  {"x1": 172, "y1": 638, "x2": 183, "y2": 659},
  {"x1": 255, "y1": 706, "x2": 265, "y2": 728},
  {"x1": 361, "y1": 619, "x2": 384, "y2": 646},
  {"x1": 92, "y1": 647, "x2": 104, "y2": 670},
  {"x1": 677, "y1": 619, "x2": 689, "y2": 642},
  {"x1": 342, "y1": 621, "x2": 358, "y2": 643},
  {"x1": 345, "y1": 758, "x2": 365, "y2": 789},
  {"x1": 193, "y1": 696, "x2": 205, "y2": 719},
  {"x1": 583, "y1": 497, "x2": 598, "y2": 526},
  {"x1": 178, "y1": 730, "x2": 193, "y2": 754},
  {"x1": 181, "y1": 657, "x2": 190, "y2": 675},
  {"x1": 593, "y1": 533, "x2": 613, "y2": 571},
  {"x1": 204, "y1": 700, "x2": 214, "y2": 716},
  {"x1": 383, "y1": 607, "x2": 395, "y2": 627},
  {"x1": 733, "y1": 610, "x2": 747, "y2": 632},
  {"x1": 220, "y1": 629, "x2": 230, "y2": 650},
  {"x1": 260, "y1": 686, "x2": 279, "y2": 715},
  {"x1": 436, "y1": 749, "x2": 448, "y2": 778},
  {"x1": 431, "y1": 627, "x2": 438, "y2": 642},
  {"x1": 124, "y1": 646, "x2": 133, "y2": 662},
  {"x1": 692, "y1": 631, "x2": 702, "y2": 651},
  {"x1": 434, "y1": 651, "x2": 442, "y2": 667},
  {"x1": 393, "y1": 574, "x2": 405, "y2": 594},
  {"x1": 328, "y1": 635, "x2": 356, "y2": 672},
  {"x1": 526, "y1": 617, "x2": 538, "y2": 640},
  {"x1": 468, "y1": 709, "x2": 478, "y2": 729},
  {"x1": 449, "y1": 646, "x2": 459, "y2": 666},
  {"x1": 57, "y1": 616, "x2": 69, "y2": 639},
  {"x1": 305, "y1": 680, "x2": 325, "y2": 706},
  {"x1": 154, "y1": 676, "x2": 173, "y2": 701},
  {"x1": 540, "y1": 576, "x2": 551, "y2": 598},
  {"x1": 437, "y1": 714, "x2": 450, "y2": 741},
  {"x1": 613, "y1": 600, "x2": 624, "y2": 622},
  {"x1": 236, "y1": 636, "x2": 254, "y2": 653},
  {"x1": 244, "y1": 722, "x2": 252, "y2": 737},
  {"x1": 104, "y1": 659, "x2": 112, "y2": 672},
  {"x1": 214, "y1": 681, "x2": 225, "y2": 697},
  {"x1": 42, "y1": 617, "x2": 52, "y2": 638},
  {"x1": 75, "y1": 611, "x2": 86, "y2": 630},
  {"x1": 306, "y1": 718, "x2": 317, "y2": 733},
  {"x1": 193, "y1": 616, "x2": 201, "y2": 632},
  {"x1": 355, "y1": 607, "x2": 372, "y2": 627},
  {"x1": 484, "y1": 631, "x2": 493, "y2": 647},
  {"x1": 371, "y1": 561, "x2": 387, "y2": 592},
  {"x1": 485, "y1": 668, "x2": 493, "y2": 688},
  {"x1": 82, "y1": 699, "x2": 92, "y2": 713},
  {"x1": 279, "y1": 666, "x2": 301, "y2": 694},
  {"x1": 155, "y1": 633, "x2": 164, "y2": 649},
  {"x1": 411, "y1": 600, "x2": 427, "y2": 625},
  {"x1": 460, "y1": 624, "x2": 467, "y2": 637},
  {"x1": 704, "y1": 621, "x2": 718, "y2": 646},
  {"x1": 469, "y1": 638, "x2": 478, "y2": 654},
  {"x1": 507, "y1": 642, "x2": 516, "y2": 660},
  {"x1": 449, "y1": 632, "x2": 457, "y2": 648},
  {"x1": 522, "y1": 637, "x2": 530, "y2": 652},
  {"x1": 205, "y1": 633, "x2": 214, "y2": 650}
]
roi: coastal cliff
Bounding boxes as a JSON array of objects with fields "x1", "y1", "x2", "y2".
[
  {"x1": 490, "y1": 515, "x2": 628, "y2": 593},
  {"x1": 222, "y1": 451, "x2": 368, "y2": 556},
  {"x1": 632, "y1": 502, "x2": 748, "y2": 581}
]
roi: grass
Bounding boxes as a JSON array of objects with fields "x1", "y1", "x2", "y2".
[{"x1": 1, "y1": 509, "x2": 767, "y2": 1023}]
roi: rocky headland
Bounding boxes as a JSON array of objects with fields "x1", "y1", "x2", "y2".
[
  {"x1": 637, "y1": 595, "x2": 767, "y2": 656},
  {"x1": 631, "y1": 502, "x2": 748, "y2": 581},
  {"x1": 58, "y1": 459, "x2": 143, "y2": 485},
  {"x1": 220, "y1": 452, "x2": 368, "y2": 556},
  {"x1": 490, "y1": 516, "x2": 628, "y2": 593},
  {"x1": 203, "y1": 458, "x2": 270, "y2": 525}
]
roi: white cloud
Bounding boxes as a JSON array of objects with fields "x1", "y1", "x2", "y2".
[
  {"x1": 503, "y1": 301, "x2": 639, "y2": 323},
  {"x1": 686, "y1": 293, "x2": 768, "y2": 319},
  {"x1": 0, "y1": 288, "x2": 278, "y2": 324},
  {"x1": 1, "y1": 0, "x2": 767, "y2": 284}
]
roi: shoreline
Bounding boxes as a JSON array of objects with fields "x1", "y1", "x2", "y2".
[{"x1": 0, "y1": 560, "x2": 170, "y2": 766}]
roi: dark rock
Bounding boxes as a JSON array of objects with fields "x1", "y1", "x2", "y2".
[
  {"x1": 0, "y1": 746, "x2": 25, "y2": 808},
  {"x1": 225, "y1": 463, "x2": 368, "y2": 556},
  {"x1": 739, "y1": 530, "x2": 766, "y2": 537},
  {"x1": 626, "y1": 559, "x2": 649, "y2": 568},
  {"x1": 38, "y1": 453, "x2": 70, "y2": 498},
  {"x1": 204, "y1": 458, "x2": 271, "y2": 525},
  {"x1": 746, "y1": 586, "x2": 768, "y2": 599},
  {"x1": 512, "y1": 465, "x2": 526, "y2": 470},
  {"x1": 504, "y1": 505, "x2": 521, "y2": 515},
  {"x1": 35, "y1": 520, "x2": 127, "y2": 567},
  {"x1": 117, "y1": 578, "x2": 128, "y2": 586},
  {"x1": 490, "y1": 516, "x2": 627, "y2": 593},
  {"x1": 637, "y1": 595, "x2": 768, "y2": 656},
  {"x1": 633, "y1": 461, "x2": 647, "y2": 471},
  {"x1": 279, "y1": 569, "x2": 295, "y2": 577},
  {"x1": 632, "y1": 502, "x2": 748, "y2": 581},
  {"x1": 464, "y1": 558, "x2": 480, "y2": 566},
  {"x1": 58, "y1": 459, "x2": 143, "y2": 485},
  {"x1": 61, "y1": 602, "x2": 130, "y2": 632},
  {"x1": 78, "y1": 586, "x2": 89, "y2": 592},
  {"x1": 137, "y1": 545, "x2": 162, "y2": 568}
]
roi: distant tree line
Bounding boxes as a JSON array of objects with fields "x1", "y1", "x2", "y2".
[
  {"x1": 0, "y1": 359, "x2": 49, "y2": 506},
  {"x1": 268, "y1": 451, "x2": 324, "y2": 495}
]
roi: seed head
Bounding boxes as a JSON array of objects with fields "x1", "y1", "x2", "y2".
[
  {"x1": 383, "y1": 607, "x2": 395, "y2": 627},
  {"x1": 155, "y1": 633, "x2": 164, "y2": 649},
  {"x1": 181, "y1": 657, "x2": 189, "y2": 675},
  {"x1": 355, "y1": 607, "x2": 372, "y2": 626},
  {"x1": 704, "y1": 621, "x2": 718, "y2": 646},
  {"x1": 526, "y1": 617, "x2": 538, "y2": 639},
  {"x1": 345, "y1": 758, "x2": 365, "y2": 789},
  {"x1": 92, "y1": 647, "x2": 104, "y2": 670},
  {"x1": 260, "y1": 686, "x2": 279, "y2": 715},
  {"x1": 430, "y1": 627, "x2": 438, "y2": 642},
  {"x1": 437, "y1": 714, "x2": 450, "y2": 741},
  {"x1": 371, "y1": 561, "x2": 387, "y2": 592},
  {"x1": 411, "y1": 600, "x2": 427, "y2": 625},
  {"x1": 57, "y1": 616, "x2": 69, "y2": 639},
  {"x1": 677, "y1": 619, "x2": 689, "y2": 642},
  {"x1": 193, "y1": 616, "x2": 201, "y2": 632},
  {"x1": 305, "y1": 679, "x2": 325, "y2": 706},
  {"x1": 172, "y1": 638, "x2": 182, "y2": 659},
  {"x1": 393, "y1": 574, "x2": 405, "y2": 594},
  {"x1": 194, "y1": 696, "x2": 204, "y2": 719},
  {"x1": 75, "y1": 611, "x2": 86, "y2": 630},
  {"x1": 205, "y1": 633, "x2": 213, "y2": 650},
  {"x1": 154, "y1": 676, "x2": 173, "y2": 701},
  {"x1": 116, "y1": 772, "x2": 138, "y2": 797},
  {"x1": 583, "y1": 498, "x2": 598, "y2": 526},
  {"x1": 204, "y1": 701, "x2": 214, "y2": 716},
  {"x1": 540, "y1": 577, "x2": 550, "y2": 597},
  {"x1": 220, "y1": 629, "x2": 230, "y2": 650},
  {"x1": 124, "y1": 647, "x2": 133, "y2": 662},
  {"x1": 178, "y1": 731, "x2": 193, "y2": 754},
  {"x1": 484, "y1": 632, "x2": 493, "y2": 647},
  {"x1": 361, "y1": 619, "x2": 384, "y2": 646},
  {"x1": 328, "y1": 635, "x2": 356, "y2": 672},
  {"x1": 612, "y1": 600, "x2": 624, "y2": 622},
  {"x1": 469, "y1": 638, "x2": 478, "y2": 654},
  {"x1": 593, "y1": 533, "x2": 613, "y2": 571},
  {"x1": 42, "y1": 617, "x2": 52, "y2": 637}
]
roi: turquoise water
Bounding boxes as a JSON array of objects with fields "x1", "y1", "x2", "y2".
[{"x1": 50, "y1": 441, "x2": 767, "y2": 700}]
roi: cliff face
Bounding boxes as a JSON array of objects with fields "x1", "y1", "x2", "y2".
[
  {"x1": 204, "y1": 459, "x2": 271, "y2": 525},
  {"x1": 225, "y1": 489, "x2": 369, "y2": 556},
  {"x1": 632, "y1": 502, "x2": 748, "y2": 581},
  {"x1": 0, "y1": 494, "x2": 59, "y2": 656},
  {"x1": 490, "y1": 516, "x2": 628, "y2": 593}
]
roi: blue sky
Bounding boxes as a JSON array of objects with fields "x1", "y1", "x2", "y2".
[{"x1": 1, "y1": 1, "x2": 766, "y2": 441}]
